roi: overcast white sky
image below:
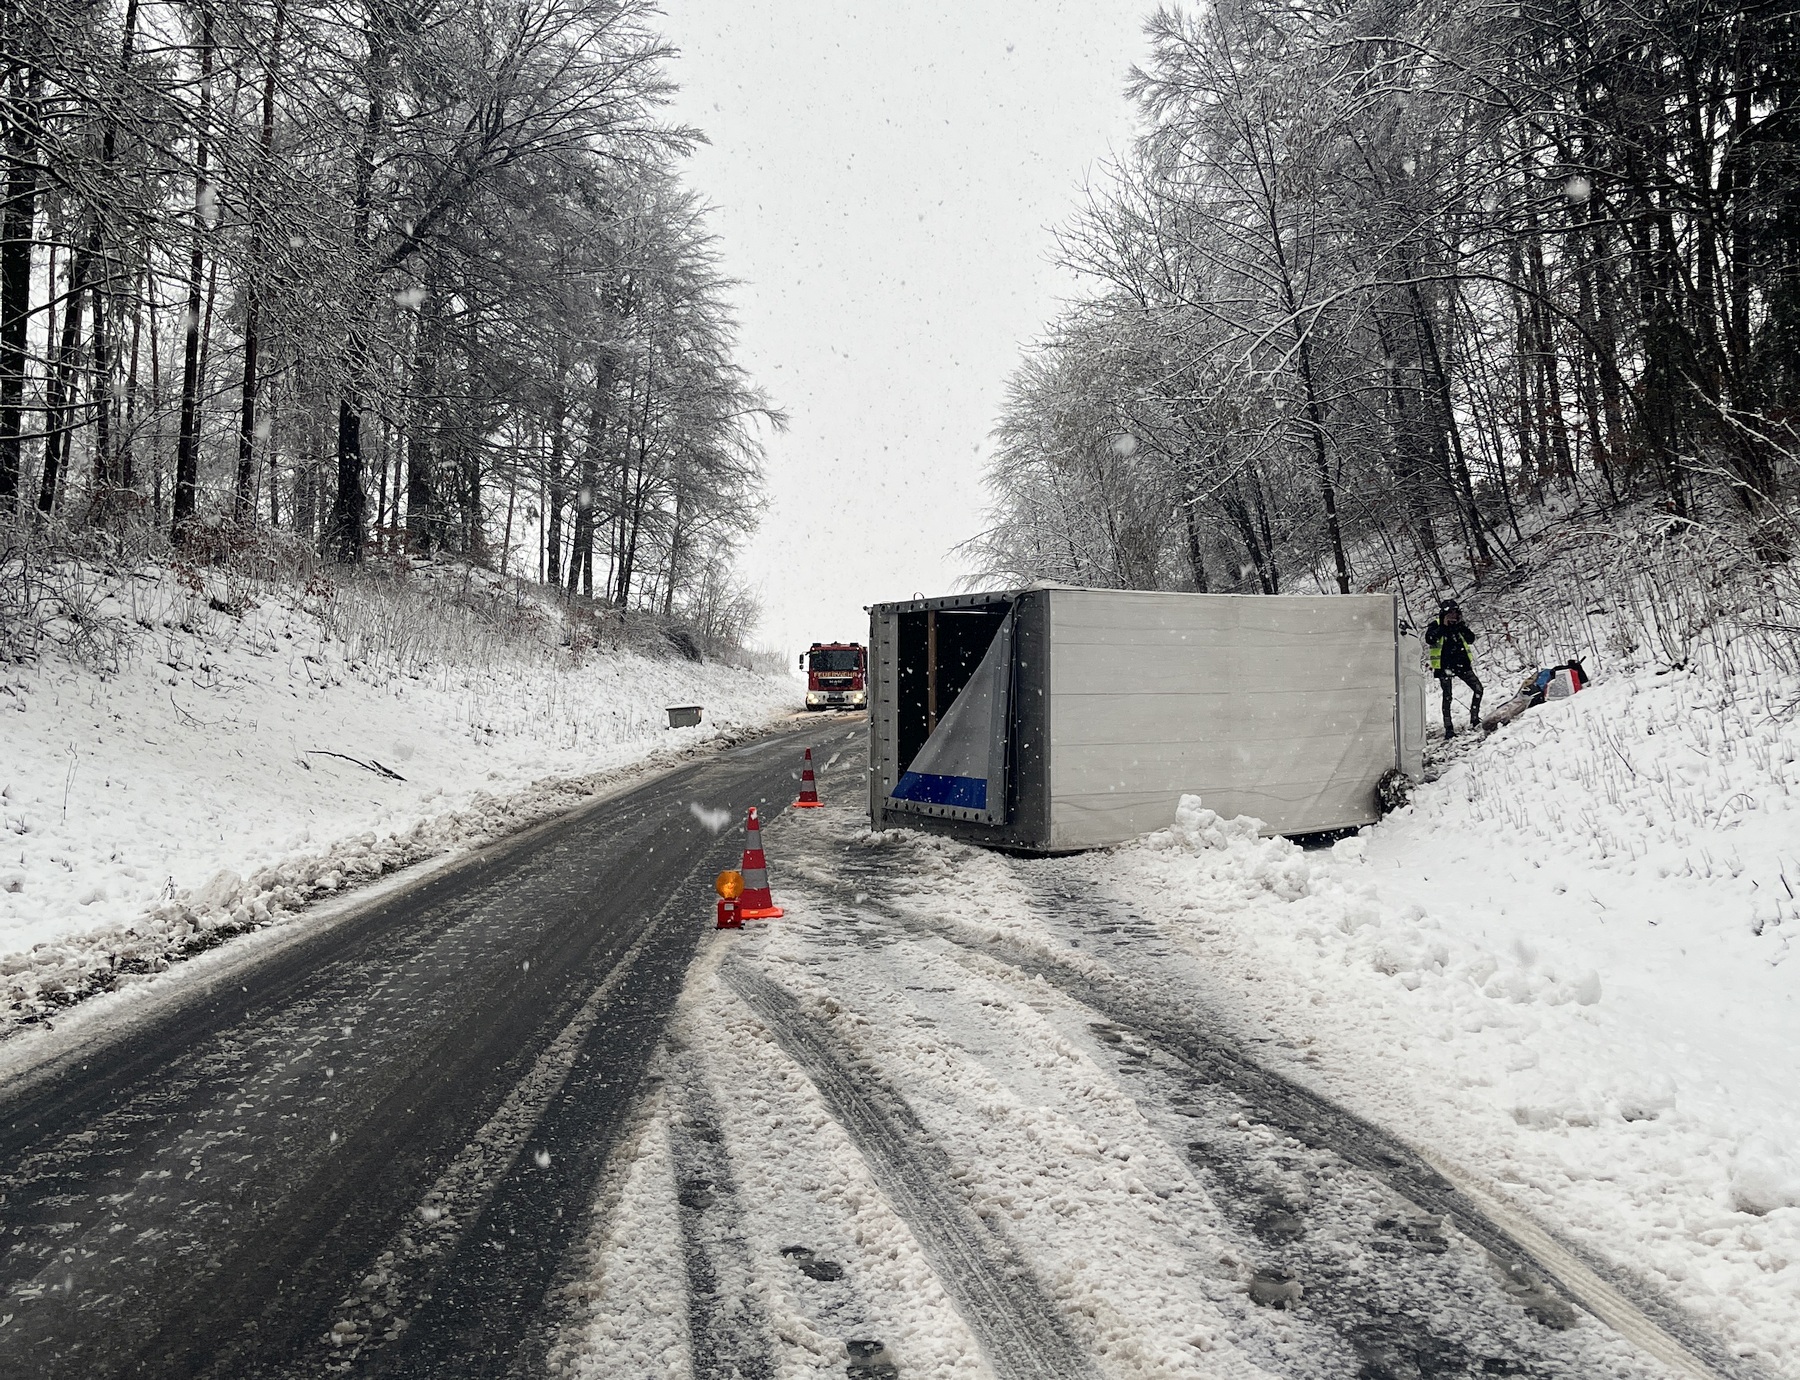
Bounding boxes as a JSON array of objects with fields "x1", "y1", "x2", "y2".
[{"x1": 659, "y1": 0, "x2": 1149, "y2": 657}]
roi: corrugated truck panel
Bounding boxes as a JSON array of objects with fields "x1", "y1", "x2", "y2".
[
  {"x1": 868, "y1": 599, "x2": 901, "y2": 818},
  {"x1": 1047, "y1": 589, "x2": 1397, "y2": 847}
]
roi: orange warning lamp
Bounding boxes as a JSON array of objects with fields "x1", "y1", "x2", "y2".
[{"x1": 714, "y1": 869, "x2": 745, "y2": 930}]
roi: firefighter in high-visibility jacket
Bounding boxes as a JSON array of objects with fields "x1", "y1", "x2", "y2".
[{"x1": 1425, "y1": 600, "x2": 1483, "y2": 738}]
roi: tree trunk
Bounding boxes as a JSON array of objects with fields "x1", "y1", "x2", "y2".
[
  {"x1": 1373, "y1": 305, "x2": 1452, "y2": 586},
  {"x1": 572, "y1": 347, "x2": 615, "y2": 598},
  {"x1": 615, "y1": 361, "x2": 656, "y2": 606},
  {"x1": 547, "y1": 380, "x2": 566, "y2": 586},
  {"x1": 122, "y1": 268, "x2": 141, "y2": 489},
  {"x1": 327, "y1": 13, "x2": 389, "y2": 563},
  {"x1": 331, "y1": 392, "x2": 367, "y2": 560},
  {"x1": 405, "y1": 290, "x2": 440, "y2": 552},
  {"x1": 147, "y1": 274, "x2": 164, "y2": 520},
  {"x1": 499, "y1": 468, "x2": 517, "y2": 576},
  {"x1": 265, "y1": 371, "x2": 280, "y2": 526},
  {"x1": 546, "y1": 483, "x2": 564, "y2": 586},
  {"x1": 1179, "y1": 466, "x2": 1209, "y2": 593},
  {"x1": 81, "y1": 0, "x2": 138, "y2": 507},
  {"x1": 1405, "y1": 276, "x2": 1491, "y2": 565},
  {"x1": 235, "y1": 0, "x2": 286, "y2": 524},
  {"x1": 1268, "y1": 242, "x2": 1348, "y2": 590},
  {"x1": 172, "y1": 2, "x2": 215, "y2": 542},
  {"x1": 0, "y1": 63, "x2": 40, "y2": 509},
  {"x1": 91, "y1": 269, "x2": 111, "y2": 491},
  {"x1": 38, "y1": 247, "x2": 91, "y2": 514}
]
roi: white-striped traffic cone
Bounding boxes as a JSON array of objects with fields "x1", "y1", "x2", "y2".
[
  {"x1": 736, "y1": 806, "x2": 784, "y2": 919},
  {"x1": 794, "y1": 748, "x2": 823, "y2": 808}
]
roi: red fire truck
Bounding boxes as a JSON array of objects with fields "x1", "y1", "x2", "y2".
[{"x1": 800, "y1": 642, "x2": 868, "y2": 711}]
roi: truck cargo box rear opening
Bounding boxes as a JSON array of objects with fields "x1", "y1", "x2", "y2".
[
  {"x1": 881, "y1": 598, "x2": 1017, "y2": 826},
  {"x1": 892, "y1": 602, "x2": 1010, "y2": 771}
]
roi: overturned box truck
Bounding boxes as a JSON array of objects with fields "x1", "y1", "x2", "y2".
[{"x1": 868, "y1": 587, "x2": 1429, "y2": 850}]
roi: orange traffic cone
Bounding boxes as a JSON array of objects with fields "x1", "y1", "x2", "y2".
[
  {"x1": 794, "y1": 748, "x2": 823, "y2": 808},
  {"x1": 736, "y1": 806, "x2": 784, "y2": 919}
]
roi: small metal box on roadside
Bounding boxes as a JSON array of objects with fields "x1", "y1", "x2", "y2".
[{"x1": 666, "y1": 705, "x2": 703, "y2": 729}]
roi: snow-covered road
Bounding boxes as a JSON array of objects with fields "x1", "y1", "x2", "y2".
[
  {"x1": 5, "y1": 701, "x2": 1788, "y2": 1379},
  {"x1": 554, "y1": 769, "x2": 1763, "y2": 1380}
]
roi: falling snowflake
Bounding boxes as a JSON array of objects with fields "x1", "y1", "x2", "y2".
[{"x1": 690, "y1": 802, "x2": 733, "y2": 834}]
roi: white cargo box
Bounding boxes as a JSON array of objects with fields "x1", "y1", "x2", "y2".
[{"x1": 868, "y1": 586, "x2": 1427, "y2": 850}]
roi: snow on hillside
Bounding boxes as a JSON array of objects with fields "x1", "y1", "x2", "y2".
[{"x1": 0, "y1": 556, "x2": 797, "y2": 1034}]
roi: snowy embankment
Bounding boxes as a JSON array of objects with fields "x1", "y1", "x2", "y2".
[
  {"x1": 919, "y1": 663, "x2": 1798, "y2": 1371},
  {"x1": 0, "y1": 557, "x2": 796, "y2": 1034},
  {"x1": 1119, "y1": 680, "x2": 1798, "y2": 1354}
]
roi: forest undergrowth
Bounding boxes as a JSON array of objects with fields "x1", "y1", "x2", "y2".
[{"x1": 1367, "y1": 491, "x2": 1800, "y2": 921}]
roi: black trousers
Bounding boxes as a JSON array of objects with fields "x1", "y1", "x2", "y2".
[{"x1": 1437, "y1": 665, "x2": 1483, "y2": 728}]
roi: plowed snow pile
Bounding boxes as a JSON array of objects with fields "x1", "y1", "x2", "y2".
[
  {"x1": 1104, "y1": 657, "x2": 1800, "y2": 1373},
  {"x1": 0, "y1": 558, "x2": 795, "y2": 1030}
]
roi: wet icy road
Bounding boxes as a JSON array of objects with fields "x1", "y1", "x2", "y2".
[{"x1": 0, "y1": 720, "x2": 845, "y2": 1380}]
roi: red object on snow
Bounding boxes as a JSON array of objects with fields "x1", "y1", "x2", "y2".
[
  {"x1": 716, "y1": 896, "x2": 741, "y2": 929},
  {"x1": 736, "y1": 806, "x2": 784, "y2": 919},
  {"x1": 794, "y1": 748, "x2": 823, "y2": 808},
  {"x1": 1546, "y1": 665, "x2": 1586, "y2": 699}
]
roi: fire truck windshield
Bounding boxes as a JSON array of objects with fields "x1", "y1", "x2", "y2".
[{"x1": 809, "y1": 649, "x2": 860, "y2": 672}]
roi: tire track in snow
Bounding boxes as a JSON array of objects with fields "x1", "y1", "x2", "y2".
[
  {"x1": 814, "y1": 838, "x2": 1756, "y2": 1380},
  {"x1": 723, "y1": 961, "x2": 1100, "y2": 1380},
  {"x1": 279, "y1": 916, "x2": 668, "y2": 1375},
  {"x1": 764, "y1": 890, "x2": 1576, "y2": 1379},
  {"x1": 664, "y1": 1038, "x2": 778, "y2": 1380},
  {"x1": 996, "y1": 883, "x2": 1760, "y2": 1380}
]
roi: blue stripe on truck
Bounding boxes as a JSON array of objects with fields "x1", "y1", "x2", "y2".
[{"x1": 892, "y1": 771, "x2": 987, "y2": 810}]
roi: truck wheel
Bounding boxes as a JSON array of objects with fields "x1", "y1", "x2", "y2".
[{"x1": 1377, "y1": 768, "x2": 1415, "y2": 815}]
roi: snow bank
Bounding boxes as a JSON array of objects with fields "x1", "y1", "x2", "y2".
[
  {"x1": 0, "y1": 559, "x2": 796, "y2": 1034},
  {"x1": 1107, "y1": 651, "x2": 1800, "y2": 1373}
]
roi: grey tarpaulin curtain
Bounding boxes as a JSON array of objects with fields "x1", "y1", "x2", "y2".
[{"x1": 887, "y1": 608, "x2": 1013, "y2": 825}]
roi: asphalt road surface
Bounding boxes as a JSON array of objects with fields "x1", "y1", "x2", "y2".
[{"x1": 0, "y1": 720, "x2": 832, "y2": 1380}]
